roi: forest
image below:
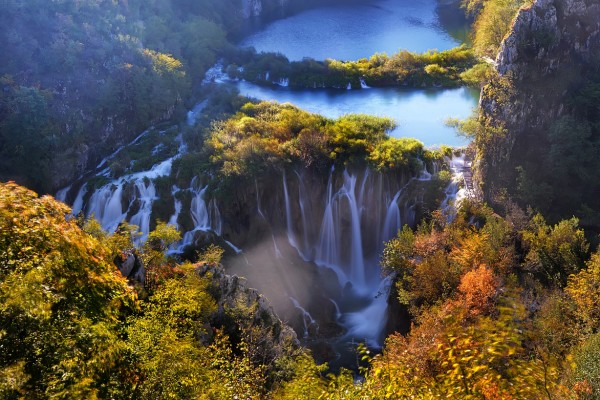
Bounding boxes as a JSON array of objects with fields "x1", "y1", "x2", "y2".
[{"x1": 2, "y1": 0, "x2": 600, "y2": 398}]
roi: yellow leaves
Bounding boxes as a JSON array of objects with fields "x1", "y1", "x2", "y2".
[{"x1": 141, "y1": 49, "x2": 185, "y2": 77}]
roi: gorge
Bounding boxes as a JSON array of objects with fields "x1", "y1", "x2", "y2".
[
  {"x1": 52, "y1": 0, "x2": 476, "y2": 369},
  {"x1": 5, "y1": 0, "x2": 600, "y2": 397}
]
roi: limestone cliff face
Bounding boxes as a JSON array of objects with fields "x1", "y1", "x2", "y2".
[{"x1": 477, "y1": 0, "x2": 600, "y2": 202}]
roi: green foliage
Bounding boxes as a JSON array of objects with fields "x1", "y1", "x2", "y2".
[
  {"x1": 0, "y1": 0, "x2": 237, "y2": 193},
  {"x1": 4, "y1": 177, "x2": 600, "y2": 398},
  {"x1": 0, "y1": 85, "x2": 54, "y2": 191},
  {"x1": 367, "y1": 137, "x2": 424, "y2": 172},
  {"x1": 126, "y1": 262, "x2": 218, "y2": 398},
  {"x1": 572, "y1": 332, "x2": 600, "y2": 398},
  {"x1": 0, "y1": 182, "x2": 305, "y2": 399},
  {"x1": 520, "y1": 214, "x2": 589, "y2": 287},
  {"x1": 199, "y1": 244, "x2": 225, "y2": 266},
  {"x1": 0, "y1": 182, "x2": 136, "y2": 398},
  {"x1": 469, "y1": 0, "x2": 530, "y2": 57},
  {"x1": 203, "y1": 100, "x2": 431, "y2": 185},
  {"x1": 484, "y1": 72, "x2": 600, "y2": 228},
  {"x1": 381, "y1": 225, "x2": 416, "y2": 277},
  {"x1": 460, "y1": 62, "x2": 495, "y2": 86},
  {"x1": 227, "y1": 45, "x2": 480, "y2": 89}
]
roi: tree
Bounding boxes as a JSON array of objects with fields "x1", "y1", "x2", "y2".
[
  {"x1": 0, "y1": 182, "x2": 136, "y2": 398},
  {"x1": 521, "y1": 214, "x2": 589, "y2": 287},
  {"x1": 472, "y1": 0, "x2": 527, "y2": 57}
]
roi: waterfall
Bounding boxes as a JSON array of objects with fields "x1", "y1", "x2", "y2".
[
  {"x1": 359, "y1": 77, "x2": 370, "y2": 89},
  {"x1": 56, "y1": 185, "x2": 70, "y2": 203},
  {"x1": 441, "y1": 154, "x2": 468, "y2": 222},
  {"x1": 265, "y1": 71, "x2": 270, "y2": 81},
  {"x1": 254, "y1": 179, "x2": 268, "y2": 222},
  {"x1": 343, "y1": 277, "x2": 392, "y2": 348},
  {"x1": 71, "y1": 184, "x2": 87, "y2": 215},
  {"x1": 187, "y1": 100, "x2": 208, "y2": 126},
  {"x1": 208, "y1": 199, "x2": 222, "y2": 235},
  {"x1": 342, "y1": 171, "x2": 366, "y2": 287},
  {"x1": 203, "y1": 62, "x2": 229, "y2": 84},
  {"x1": 272, "y1": 234, "x2": 283, "y2": 258},
  {"x1": 190, "y1": 186, "x2": 210, "y2": 230},
  {"x1": 86, "y1": 184, "x2": 126, "y2": 233},
  {"x1": 225, "y1": 240, "x2": 243, "y2": 254},
  {"x1": 315, "y1": 170, "x2": 347, "y2": 283},
  {"x1": 168, "y1": 191, "x2": 182, "y2": 229},
  {"x1": 97, "y1": 129, "x2": 150, "y2": 169},
  {"x1": 382, "y1": 190, "x2": 402, "y2": 242},
  {"x1": 315, "y1": 170, "x2": 366, "y2": 288},
  {"x1": 291, "y1": 297, "x2": 318, "y2": 338},
  {"x1": 283, "y1": 172, "x2": 299, "y2": 251},
  {"x1": 280, "y1": 163, "x2": 433, "y2": 347},
  {"x1": 275, "y1": 77, "x2": 289, "y2": 87},
  {"x1": 330, "y1": 298, "x2": 341, "y2": 319},
  {"x1": 129, "y1": 180, "x2": 157, "y2": 240},
  {"x1": 295, "y1": 170, "x2": 312, "y2": 259},
  {"x1": 175, "y1": 180, "x2": 227, "y2": 250},
  {"x1": 346, "y1": 82, "x2": 352, "y2": 90}
]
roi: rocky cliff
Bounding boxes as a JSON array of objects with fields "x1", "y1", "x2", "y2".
[
  {"x1": 477, "y1": 0, "x2": 600, "y2": 225},
  {"x1": 198, "y1": 264, "x2": 301, "y2": 365}
]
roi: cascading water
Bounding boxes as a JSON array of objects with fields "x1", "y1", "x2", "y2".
[
  {"x1": 129, "y1": 180, "x2": 157, "y2": 241},
  {"x1": 190, "y1": 185, "x2": 210, "y2": 229},
  {"x1": 168, "y1": 193, "x2": 182, "y2": 229},
  {"x1": 441, "y1": 153, "x2": 469, "y2": 221},
  {"x1": 382, "y1": 190, "x2": 402, "y2": 242},
  {"x1": 281, "y1": 165, "x2": 416, "y2": 351},
  {"x1": 275, "y1": 77, "x2": 289, "y2": 87},
  {"x1": 56, "y1": 185, "x2": 70, "y2": 203},
  {"x1": 60, "y1": 124, "x2": 224, "y2": 246},
  {"x1": 86, "y1": 184, "x2": 126, "y2": 233},
  {"x1": 179, "y1": 178, "x2": 225, "y2": 250},
  {"x1": 291, "y1": 297, "x2": 318, "y2": 338},
  {"x1": 283, "y1": 171, "x2": 297, "y2": 250}
]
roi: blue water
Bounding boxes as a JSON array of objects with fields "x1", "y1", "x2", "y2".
[
  {"x1": 237, "y1": 0, "x2": 478, "y2": 147},
  {"x1": 242, "y1": 0, "x2": 462, "y2": 61},
  {"x1": 235, "y1": 82, "x2": 477, "y2": 147}
]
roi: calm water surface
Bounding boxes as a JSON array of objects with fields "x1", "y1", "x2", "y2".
[
  {"x1": 235, "y1": 81, "x2": 477, "y2": 147},
  {"x1": 237, "y1": 0, "x2": 478, "y2": 147},
  {"x1": 242, "y1": 0, "x2": 463, "y2": 61}
]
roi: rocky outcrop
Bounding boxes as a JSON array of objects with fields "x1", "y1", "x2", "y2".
[
  {"x1": 114, "y1": 251, "x2": 146, "y2": 283},
  {"x1": 477, "y1": 0, "x2": 600, "y2": 205},
  {"x1": 198, "y1": 264, "x2": 300, "y2": 360}
]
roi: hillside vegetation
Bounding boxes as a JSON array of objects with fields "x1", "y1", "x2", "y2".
[
  {"x1": 3, "y1": 182, "x2": 600, "y2": 398},
  {"x1": 0, "y1": 0, "x2": 241, "y2": 192}
]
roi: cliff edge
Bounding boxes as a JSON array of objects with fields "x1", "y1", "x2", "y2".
[{"x1": 477, "y1": 0, "x2": 600, "y2": 227}]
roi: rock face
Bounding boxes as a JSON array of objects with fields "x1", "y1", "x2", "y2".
[
  {"x1": 115, "y1": 251, "x2": 145, "y2": 283},
  {"x1": 477, "y1": 0, "x2": 600, "y2": 204},
  {"x1": 198, "y1": 264, "x2": 300, "y2": 359}
]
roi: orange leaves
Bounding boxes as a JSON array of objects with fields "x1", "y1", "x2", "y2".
[
  {"x1": 413, "y1": 228, "x2": 448, "y2": 259},
  {"x1": 458, "y1": 265, "x2": 500, "y2": 316},
  {"x1": 450, "y1": 230, "x2": 489, "y2": 272}
]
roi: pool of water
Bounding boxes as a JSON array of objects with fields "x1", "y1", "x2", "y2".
[
  {"x1": 241, "y1": 0, "x2": 465, "y2": 61},
  {"x1": 235, "y1": 80, "x2": 478, "y2": 147}
]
